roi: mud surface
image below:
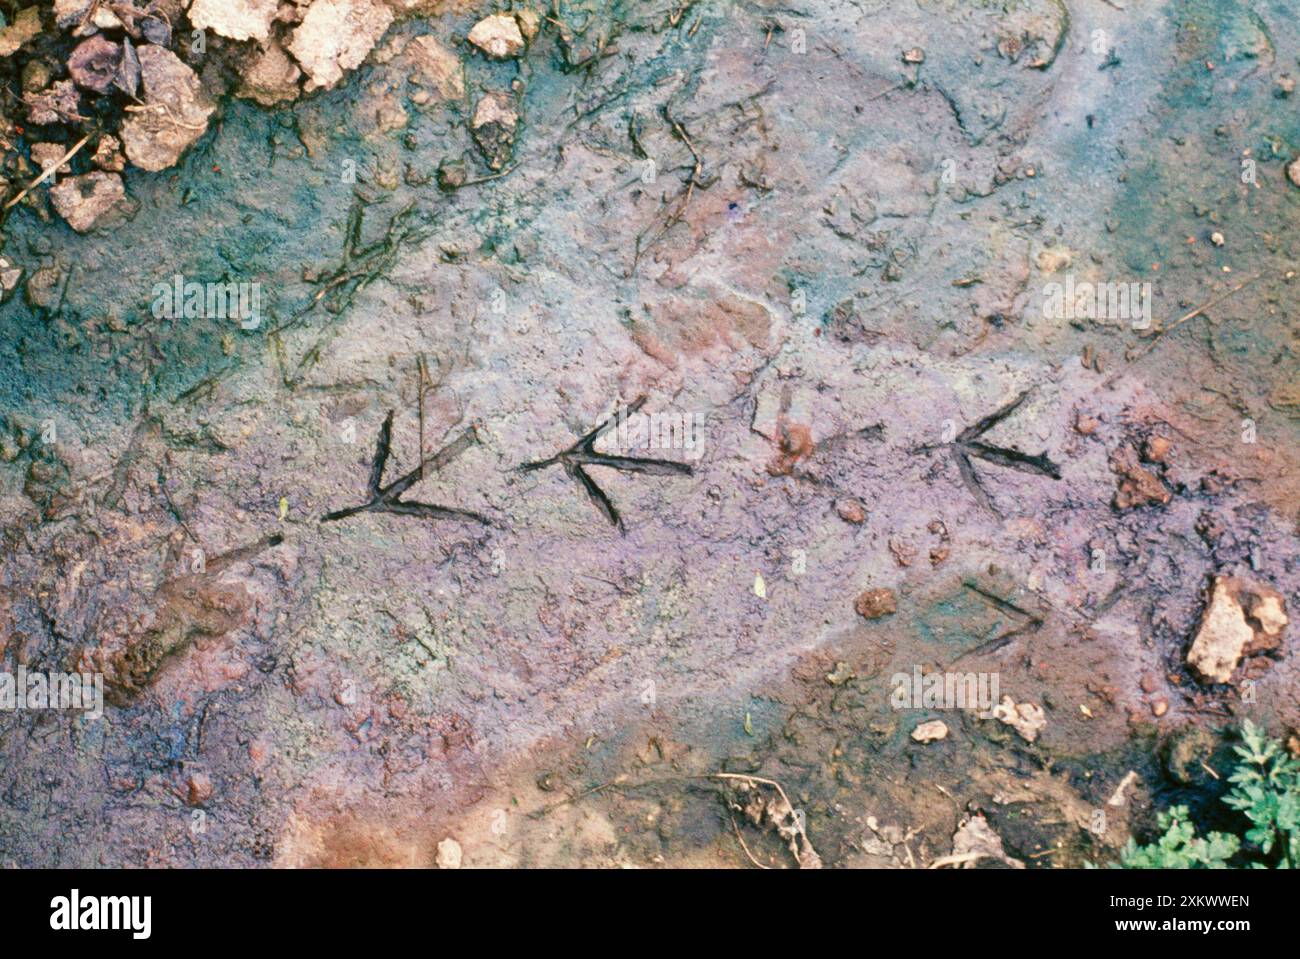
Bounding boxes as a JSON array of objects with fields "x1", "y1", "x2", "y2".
[{"x1": 1, "y1": 0, "x2": 1297, "y2": 867}]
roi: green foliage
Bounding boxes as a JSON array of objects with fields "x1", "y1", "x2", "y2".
[
  {"x1": 1120, "y1": 721, "x2": 1300, "y2": 869},
  {"x1": 1119, "y1": 806, "x2": 1238, "y2": 869},
  {"x1": 1220, "y1": 720, "x2": 1300, "y2": 868}
]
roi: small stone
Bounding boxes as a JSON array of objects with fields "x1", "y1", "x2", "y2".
[
  {"x1": 91, "y1": 134, "x2": 125, "y2": 173},
  {"x1": 1151, "y1": 698, "x2": 1168, "y2": 718},
  {"x1": 1110, "y1": 444, "x2": 1170, "y2": 510},
  {"x1": 49, "y1": 171, "x2": 125, "y2": 233},
  {"x1": 0, "y1": 6, "x2": 42, "y2": 57},
  {"x1": 238, "y1": 39, "x2": 303, "y2": 106},
  {"x1": 0, "y1": 257, "x2": 22, "y2": 299},
  {"x1": 55, "y1": 0, "x2": 94, "y2": 31},
  {"x1": 1139, "y1": 673, "x2": 1157, "y2": 694},
  {"x1": 436, "y1": 837, "x2": 463, "y2": 869},
  {"x1": 25, "y1": 266, "x2": 63, "y2": 310},
  {"x1": 902, "y1": 47, "x2": 925, "y2": 64},
  {"x1": 1074, "y1": 412, "x2": 1099, "y2": 435},
  {"x1": 516, "y1": 9, "x2": 541, "y2": 41},
  {"x1": 1187, "y1": 576, "x2": 1255, "y2": 684},
  {"x1": 1250, "y1": 591, "x2": 1288, "y2": 639},
  {"x1": 436, "y1": 155, "x2": 468, "y2": 191},
  {"x1": 120, "y1": 46, "x2": 216, "y2": 172},
  {"x1": 31, "y1": 143, "x2": 71, "y2": 176},
  {"x1": 140, "y1": 15, "x2": 172, "y2": 46},
  {"x1": 986, "y1": 694, "x2": 1047, "y2": 742},
  {"x1": 835, "y1": 497, "x2": 865, "y2": 524},
  {"x1": 25, "y1": 80, "x2": 81, "y2": 125},
  {"x1": 471, "y1": 91, "x2": 518, "y2": 171},
  {"x1": 189, "y1": 0, "x2": 279, "y2": 42},
  {"x1": 912, "y1": 719, "x2": 948, "y2": 743},
  {"x1": 468, "y1": 14, "x2": 526, "y2": 59},
  {"x1": 854, "y1": 587, "x2": 896, "y2": 620},
  {"x1": 825, "y1": 661, "x2": 854, "y2": 686},
  {"x1": 67, "y1": 36, "x2": 121, "y2": 94},
  {"x1": 888, "y1": 538, "x2": 916, "y2": 567},
  {"x1": 1145, "y1": 435, "x2": 1172, "y2": 463},
  {"x1": 1288, "y1": 157, "x2": 1300, "y2": 189},
  {"x1": 1210, "y1": 231, "x2": 1225, "y2": 247},
  {"x1": 407, "y1": 35, "x2": 464, "y2": 100},
  {"x1": 186, "y1": 771, "x2": 214, "y2": 806},
  {"x1": 288, "y1": 0, "x2": 395, "y2": 92}
]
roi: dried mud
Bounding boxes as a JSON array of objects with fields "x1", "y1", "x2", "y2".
[{"x1": 0, "y1": 0, "x2": 1297, "y2": 868}]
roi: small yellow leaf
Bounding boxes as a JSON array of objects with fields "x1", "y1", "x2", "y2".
[
  {"x1": 753, "y1": 573, "x2": 766, "y2": 599},
  {"x1": 278, "y1": 497, "x2": 288, "y2": 521},
  {"x1": 744, "y1": 712, "x2": 754, "y2": 736}
]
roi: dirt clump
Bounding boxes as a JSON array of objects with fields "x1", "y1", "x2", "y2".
[
  {"x1": 1187, "y1": 575, "x2": 1288, "y2": 684},
  {"x1": 854, "y1": 587, "x2": 897, "y2": 620}
]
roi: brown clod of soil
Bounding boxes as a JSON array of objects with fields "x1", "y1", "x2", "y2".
[
  {"x1": 471, "y1": 91, "x2": 518, "y2": 170},
  {"x1": 1187, "y1": 575, "x2": 1288, "y2": 684},
  {"x1": 67, "y1": 36, "x2": 121, "y2": 94},
  {"x1": 49, "y1": 171, "x2": 125, "y2": 233},
  {"x1": 120, "y1": 45, "x2": 216, "y2": 172},
  {"x1": 854, "y1": 587, "x2": 897, "y2": 620},
  {"x1": 468, "y1": 14, "x2": 526, "y2": 59},
  {"x1": 766, "y1": 418, "x2": 814, "y2": 476},
  {"x1": 1110, "y1": 443, "x2": 1170, "y2": 509},
  {"x1": 835, "y1": 497, "x2": 866, "y2": 524}
]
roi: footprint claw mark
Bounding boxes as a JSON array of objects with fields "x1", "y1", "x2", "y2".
[
  {"x1": 941, "y1": 390, "x2": 1061, "y2": 514},
  {"x1": 521, "y1": 396, "x2": 694, "y2": 534},
  {"x1": 322, "y1": 410, "x2": 490, "y2": 526}
]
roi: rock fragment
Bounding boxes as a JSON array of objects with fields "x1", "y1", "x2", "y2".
[
  {"x1": 436, "y1": 837, "x2": 463, "y2": 869},
  {"x1": 854, "y1": 587, "x2": 896, "y2": 620},
  {"x1": 49, "y1": 171, "x2": 126, "y2": 233},
  {"x1": 912, "y1": 719, "x2": 949, "y2": 743},
  {"x1": 835, "y1": 497, "x2": 866, "y2": 524},
  {"x1": 92, "y1": 134, "x2": 125, "y2": 173},
  {"x1": 985, "y1": 694, "x2": 1046, "y2": 742},
  {"x1": 468, "y1": 14, "x2": 526, "y2": 59},
  {"x1": 25, "y1": 80, "x2": 81, "y2": 125},
  {"x1": 288, "y1": 0, "x2": 395, "y2": 91},
  {"x1": 0, "y1": 6, "x2": 42, "y2": 58},
  {"x1": 471, "y1": 91, "x2": 518, "y2": 170},
  {"x1": 407, "y1": 35, "x2": 464, "y2": 100},
  {"x1": 1187, "y1": 575, "x2": 1288, "y2": 684},
  {"x1": 1110, "y1": 444, "x2": 1170, "y2": 509},
  {"x1": 186, "y1": 771, "x2": 214, "y2": 806},
  {"x1": 0, "y1": 257, "x2": 23, "y2": 298},
  {"x1": 238, "y1": 39, "x2": 303, "y2": 105},
  {"x1": 31, "y1": 142, "x2": 72, "y2": 176},
  {"x1": 120, "y1": 45, "x2": 216, "y2": 172},
  {"x1": 68, "y1": 36, "x2": 121, "y2": 94},
  {"x1": 949, "y1": 813, "x2": 1023, "y2": 868},
  {"x1": 1288, "y1": 157, "x2": 1300, "y2": 189},
  {"x1": 189, "y1": 0, "x2": 279, "y2": 42}
]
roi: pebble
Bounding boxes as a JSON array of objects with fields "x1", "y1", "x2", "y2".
[
  {"x1": 854, "y1": 587, "x2": 897, "y2": 620},
  {"x1": 911, "y1": 719, "x2": 948, "y2": 743},
  {"x1": 436, "y1": 837, "x2": 463, "y2": 869},
  {"x1": 835, "y1": 497, "x2": 866, "y2": 523}
]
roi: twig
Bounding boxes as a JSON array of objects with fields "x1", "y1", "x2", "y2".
[
  {"x1": 730, "y1": 813, "x2": 771, "y2": 869},
  {"x1": 5, "y1": 135, "x2": 90, "y2": 210}
]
